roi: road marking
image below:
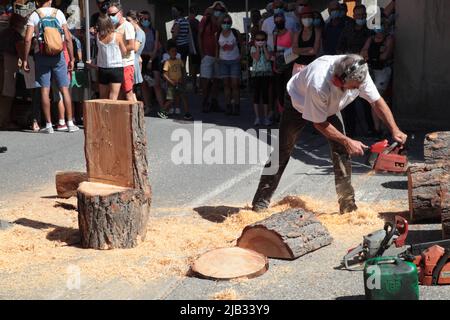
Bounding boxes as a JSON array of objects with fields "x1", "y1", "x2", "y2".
[{"x1": 186, "y1": 165, "x2": 262, "y2": 208}]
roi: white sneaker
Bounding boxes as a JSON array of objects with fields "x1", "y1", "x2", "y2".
[
  {"x1": 68, "y1": 124, "x2": 80, "y2": 133},
  {"x1": 263, "y1": 118, "x2": 273, "y2": 126},
  {"x1": 40, "y1": 126, "x2": 54, "y2": 134},
  {"x1": 254, "y1": 117, "x2": 261, "y2": 126},
  {"x1": 168, "y1": 108, "x2": 175, "y2": 115},
  {"x1": 175, "y1": 108, "x2": 181, "y2": 115}
]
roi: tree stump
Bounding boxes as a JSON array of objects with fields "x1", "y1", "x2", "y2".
[
  {"x1": 408, "y1": 163, "x2": 449, "y2": 222},
  {"x1": 55, "y1": 171, "x2": 88, "y2": 199},
  {"x1": 77, "y1": 182, "x2": 151, "y2": 250},
  {"x1": 77, "y1": 100, "x2": 152, "y2": 249},
  {"x1": 237, "y1": 209, "x2": 333, "y2": 260},
  {"x1": 424, "y1": 132, "x2": 450, "y2": 164}
]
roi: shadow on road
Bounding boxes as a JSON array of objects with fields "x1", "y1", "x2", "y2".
[
  {"x1": 14, "y1": 218, "x2": 80, "y2": 247},
  {"x1": 194, "y1": 206, "x2": 242, "y2": 223},
  {"x1": 381, "y1": 180, "x2": 408, "y2": 190}
]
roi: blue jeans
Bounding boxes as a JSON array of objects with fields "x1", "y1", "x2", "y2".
[
  {"x1": 218, "y1": 59, "x2": 241, "y2": 79},
  {"x1": 35, "y1": 52, "x2": 70, "y2": 88}
]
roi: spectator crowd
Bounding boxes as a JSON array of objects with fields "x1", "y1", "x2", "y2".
[{"x1": 0, "y1": 0, "x2": 397, "y2": 138}]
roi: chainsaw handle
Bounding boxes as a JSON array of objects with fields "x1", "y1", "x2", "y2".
[{"x1": 394, "y1": 216, "x2": 409, "y2": 247}]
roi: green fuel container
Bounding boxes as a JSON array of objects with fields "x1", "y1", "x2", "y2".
[{"x1": 364, "y1": 257, "x2": 419, "y2": 300}]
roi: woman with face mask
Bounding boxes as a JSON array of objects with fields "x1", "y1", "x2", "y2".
[
  {"x1": 271, "y1": 12, "x2": 293, "y2": 119},
  {"x1": 292, "y1": 6, "x2": 322, "y2": 75},
  {"x1": 360, "y1": 25, "x2": 394, "y2": 136},
  {"x1": 216, "y1": 14, "x2": 242, "y2": 116},
  {"x1": 139, "y1": 11, "x2": 164, "y2": 115}
]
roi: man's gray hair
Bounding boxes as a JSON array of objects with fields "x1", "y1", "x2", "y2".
[
  {"x1": 109, "y1": 1, "x2": 123, "y2": 11},
  {"x1": 333, "y1": 54, "x2": 369, "y2": 83}
]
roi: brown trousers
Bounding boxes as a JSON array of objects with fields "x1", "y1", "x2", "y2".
[{"x1": 252, "y1": 98, "x2": 355, "y2": 212}]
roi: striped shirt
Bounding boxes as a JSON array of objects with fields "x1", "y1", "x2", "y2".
[{"x1": 172, "y1": 17, "x2": 190, "y2": 47}]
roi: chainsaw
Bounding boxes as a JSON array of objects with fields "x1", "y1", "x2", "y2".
[
  {"x1": 366, "y1": 140, "x2": 408, "y2": 174},
  {"x1": 340, "y1": 216, "x2": 450, "y2": 285}
]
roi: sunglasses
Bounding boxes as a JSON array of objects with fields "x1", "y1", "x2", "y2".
[
  {"x1": 255, "y1": 38, "x2": 266, "y2": 41},
  {"x1": 108, "y1": 11, "x2": 119, "y2": 17}
]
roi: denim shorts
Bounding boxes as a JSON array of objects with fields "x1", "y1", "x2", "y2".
[
  {"x1": 218, "y1": 59, "x2": 241, "y2": 79},
  {"x1": 34, "y1": 52, "x2": 70, "y2": 88}
]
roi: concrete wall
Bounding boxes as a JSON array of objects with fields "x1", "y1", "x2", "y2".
[{"x1": 394, "y1": 0, "x2": 450, "y2": 128}]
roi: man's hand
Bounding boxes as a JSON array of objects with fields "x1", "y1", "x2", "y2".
[
  {"x1": 392, "y1": 129, "x2": 408, "y2": 145},
  {"x1": 68, "y1": 60, "x2": 75, "y2": 72},
  {"x1": 344, "y1": 138, "x2": 369, "y2": 156},
  {"x1": 22, "y1": 60, "x2": 30, "y2": 73}
]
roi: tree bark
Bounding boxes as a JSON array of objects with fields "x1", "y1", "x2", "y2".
[
  {"x1": 77, "y1": 182, "x2": 151, "y2": 250},
  {"x1": 424, "y1": 132, "x2": 450, "y2": 165},
  {"x1": 237, "y1": 209, "x2": 333, "y2": 260},
  {"x1": 55, "y1": 171, "x2": 88, "y2": 199},
  {"x1": 441, "y1": 182, "x2": 450, "y2": 239},
  {"x1": 408, "y1": 163, "x2": 449, "y2": 222}
]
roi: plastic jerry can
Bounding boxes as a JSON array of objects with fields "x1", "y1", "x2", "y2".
[{"x1": 364, "y1": 256, "x2": 419, "y2": 300}]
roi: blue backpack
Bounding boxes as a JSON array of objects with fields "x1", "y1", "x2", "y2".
[{"x1": 36, "y1": 8, "x2": 64, "y2": 56}]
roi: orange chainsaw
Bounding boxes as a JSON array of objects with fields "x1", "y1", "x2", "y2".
[{"x1": 366, "y1": 140, "x2": 408, "y2": 174}]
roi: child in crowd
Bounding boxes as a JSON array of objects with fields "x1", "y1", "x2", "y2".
[
  {"x1": 250, "y1": 31, "x2": 272, "y2": 126},
  {"x1": 93, "y1": 15, "x2": 127, "y2": 100},
  {"x1": 158, "y1": 40, "x2": 192, "y2": 120}
]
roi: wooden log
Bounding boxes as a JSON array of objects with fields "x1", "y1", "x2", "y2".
[
  {"x1": 441, "y1": 182, "x2": 450, "y2": 239},
  {"x1": 191, "y1": 247, "x2": 269, "y2": 280},
  {"x1": 424, "y1": 132, "x2": 450, "y2": 164},
  {"x1": 408, "y1": 163, "x2": 450, "y2": 222},
  {"x1": 236, "y1": 209, "x2": 333, "y2": 260},
  {"x1": 83, "y1": 100, "x2": 151, "y2": 194},
  {"x1": 55, "y1": 171, "x2": 88, "y2": 199},
  {"x1": 77, "y1": 182, "x2": 151, "y2": 250}
]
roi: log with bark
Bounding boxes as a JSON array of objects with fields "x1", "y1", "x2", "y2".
[
  {"x1": 441, "y1": 181, "x2": 450, "y2": 239},
  {"x1": 55, "y1": 171, "x2": 88, "y2": 199},
  {"x1": 237, "y1": 208, "x2": 333, "y2": 260},
  {"x1": 83, "y1": 100, "x2": 151, "y2": 194},
  {"x1": 77, "y1": 182, "x2": 151, "y2": 250},
  {"x1": 408, "y1": 163, "x2": 449, "y2": 222},
  {"x1": 424, "y1": 132, "x2": 450, "y2": 165}
]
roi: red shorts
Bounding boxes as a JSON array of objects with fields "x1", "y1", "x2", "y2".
[{"x1": 122, "y1": 65, "x2": 135, "y2": 93}]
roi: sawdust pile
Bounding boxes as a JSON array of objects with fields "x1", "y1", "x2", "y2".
[
  {"x1": 212, "y1": 288, "x2": 239, "y2": 300},
  {"x1": 0, "y1": 193, "x2": 408, "y2": 293}
]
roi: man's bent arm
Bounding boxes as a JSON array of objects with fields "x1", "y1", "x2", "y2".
[{"x1": 313, "y1": 121, "x2": 349, "y2": 146}]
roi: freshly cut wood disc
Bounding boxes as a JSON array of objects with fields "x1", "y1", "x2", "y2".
[{"x1": 191, "y1": 247, "x2": 269, "y2": 280}]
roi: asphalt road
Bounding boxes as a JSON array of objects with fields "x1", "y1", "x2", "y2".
[{"x1": 1, "y1": 93, "x2": 448, "y2": 300}]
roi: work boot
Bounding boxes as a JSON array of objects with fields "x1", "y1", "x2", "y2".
[
  {"x1": 225, "y1": 104, "x2": 233, "y2": 116},
  {"x1": 339, "y1": 201, "x2": 358, "y2": 215},
  {"x1": 232, "y1": 104, "x2": 240, "y2": 116},
  {"x1": 252, "y1": 199, "x2": 270, "y2": 213}
]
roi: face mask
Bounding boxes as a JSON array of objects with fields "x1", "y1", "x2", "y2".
[
  {"x1": 255, "y1": 40, "x2": 266, "y2": 47},
  {"x1": 274, "y1": 8, "x2": 284, "y2": 15},
  {"x1": 110, "y1": 15, "x2": 120, "y2": 25},
  {"x1": 214, "y1": 10, "x2": 223, "y2": 17},
  {"x1": 313, "y1": 18, "x2": 322, "y2": 27},
  {"x1": 141, "y1": 19, "x2": 151, "y2": 28},
  {"x1": 302, "y1": 18, "x2": 313, "y2": 27},
  {"x1": 222, "y1": 23, "x2": 232, "y2": 30},
  {"x1": 356, "y1": 19, "x2": 366, "y2": 26},
  {"x1": 330, "y1": 10, "x2": 340, "y2": 19}
]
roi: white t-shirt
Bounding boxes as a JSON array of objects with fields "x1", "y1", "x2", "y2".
[
  {"x1": 117, "y1": 20, "x2": 136, "y2": 67},
  {"x1": 262, "y1": 15, "x2": 298, "y2": 50},
  {"x1": 27, "y1": 8, "x2": 67, "y2": 54},
  {"x1": 218, "y1": 32, "x2": 240, "y2": 61},
  {"x1": 287, "y1": 55, "x2": 381, "y2": 123}
]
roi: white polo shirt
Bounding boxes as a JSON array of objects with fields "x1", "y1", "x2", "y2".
[
  {"x1": 287, "y1": 55, "x2": 381, "y2": 123},
  {"x1": 117, "y1": 20, "x2": 136, "y2": 67}
]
